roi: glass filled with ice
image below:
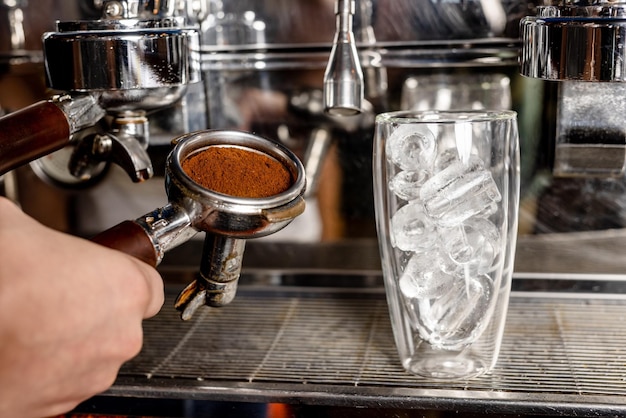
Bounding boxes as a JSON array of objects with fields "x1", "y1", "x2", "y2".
[{"x1": 373, "y1": 110, "x2": 520, "y2": 379}]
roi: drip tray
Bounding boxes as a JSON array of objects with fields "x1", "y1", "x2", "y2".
[{"x1": 107, "y1": 274, "x2": 626, "y2": 416}]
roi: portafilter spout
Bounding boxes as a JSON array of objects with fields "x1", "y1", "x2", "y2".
[{"x1": 92, "y1": 130, "x2": 306, "y2": 320}]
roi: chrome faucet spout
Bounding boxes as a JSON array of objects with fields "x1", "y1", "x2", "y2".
[{"x1": 323, "y1": 0, "x2": 364, "y2": 116}]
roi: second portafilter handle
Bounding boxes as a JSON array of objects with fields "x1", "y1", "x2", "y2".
[{"x1": 92, "y1": 130, "x2": 307, "y2": 320}]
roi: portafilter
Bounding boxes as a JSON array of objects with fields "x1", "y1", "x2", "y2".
[{"x1": 92, "y1": 129, "x2": 306, "y2": 320}]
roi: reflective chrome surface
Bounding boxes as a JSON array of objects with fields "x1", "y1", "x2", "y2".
[
  {"x1": 194, "y1": 0, "x2": 527, "y2": 49},
  {"x1": 520, "y1": 1, "x2": 626, "y2": 178},
  {"x1": 323, "y1": 0, "x2": 364, "y2": 116},
  {"x1": 102, "y1": 0, "x2": 177, "y2": 19},
  {"x1": 28, "y1": 1, "x2": 204, "y2": 185},
  {"x1": 43, "y1": 19, "x2": 200, "y2": 111},
  {"x1": 520, "y1": 3, "x2": 626, "y2": 82},
  {"x1": 553, "y1": 81, "x2": 626, "y2": 178},
  {"x1": 166, "y1": 130, "x2": 306, "y2": 238}
]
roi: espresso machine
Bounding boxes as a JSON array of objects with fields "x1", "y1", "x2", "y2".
[{"x1": 4, "y1": 0, "x2": 626, "y2": 417}]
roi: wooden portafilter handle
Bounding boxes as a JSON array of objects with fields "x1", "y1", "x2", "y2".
[
  {"x1": 91, "y1": 220, "x2": 159, "y2": 267},
  {"x1": 0, "y1": 101, "x2": 72, "y2": 175}
]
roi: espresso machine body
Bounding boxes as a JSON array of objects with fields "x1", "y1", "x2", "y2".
[
  {"x1": 2, "y1": 0, "x2": 542, "y2": 241},
  {"x1": 5, "y1": 0, "x2": 626, "y2": 416},
  {"x1": 3, "y1": 0, "x2": 542, "y2": 243}
]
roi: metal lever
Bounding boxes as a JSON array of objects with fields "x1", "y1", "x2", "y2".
[{"x1": 323, "y1": 0, "x2": 364, "y2": 116}]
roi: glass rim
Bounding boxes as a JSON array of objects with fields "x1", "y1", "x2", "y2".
[{"x1": 375, "y1": 109, "x2": 517, "y2": 124}]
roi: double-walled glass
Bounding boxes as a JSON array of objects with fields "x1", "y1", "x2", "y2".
[{"x1": 373, "y1": 110, "x2": 520, "y2": 379}]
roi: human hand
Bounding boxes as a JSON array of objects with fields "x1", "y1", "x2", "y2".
[{"x1": 0, "y1": 197, "x2": 164, "y2": 418}]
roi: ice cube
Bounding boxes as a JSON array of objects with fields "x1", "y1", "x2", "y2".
[
  {"x1": 386, "y1": 124, "x2": 436, "y2": 171},
  {"x1": 434, "y1": 148, "x2": 460, "y2": 171},
  {"x1": 388, "y1": 169, "x2": 429, "y2": 201},
  {"x1": 440, "y1": 218, "x2": 501, "y2": 270},
  {"x1": 398, "y1": 251, "x2": 456, "y2": 300},
  {"x1": 413, "y1": 274, "x2": 494, "y2": 350},
  {"x1": 420, "y1": 155, "x2": 501, "y2": 227},
  {"x1": 390, "y1": 201, "x2": 438, "y2": 252}
]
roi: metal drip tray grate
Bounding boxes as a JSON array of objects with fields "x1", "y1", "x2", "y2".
[
  {"x1": 126, "y1": 289, "x2": 396, "y2": 385},
  {"x1": 112, "y1": 276, "x2": 626, "y2": 416}
]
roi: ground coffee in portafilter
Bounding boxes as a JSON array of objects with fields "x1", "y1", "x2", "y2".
[{"x1": 181, "y1": 145, "x2": 293, "y2": 198}]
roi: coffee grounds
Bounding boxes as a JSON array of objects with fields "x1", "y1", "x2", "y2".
[{"x1": 181, "y1": 145, "x2": 292, "y2": 198}]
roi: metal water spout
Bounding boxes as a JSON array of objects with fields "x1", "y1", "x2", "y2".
[{"x1": 323, "y1": 0, "x2": 364, "y2": 116}]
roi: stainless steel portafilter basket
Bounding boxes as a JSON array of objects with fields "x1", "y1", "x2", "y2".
[
  {"x1": 93, "y1": 130, "x2": 306, "y2": 320},
  {"x1": 165, "y1": 130, "x2": 306, "y2": 238}
]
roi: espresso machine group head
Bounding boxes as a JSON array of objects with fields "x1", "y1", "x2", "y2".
[
  {"x1": 520, "y1": 0, "x2": 626, "y2": 178},
  {"x1": 0, "y1": 0, "x2": 200, "y2": 184}
]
